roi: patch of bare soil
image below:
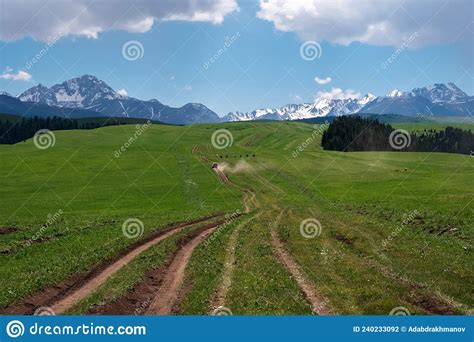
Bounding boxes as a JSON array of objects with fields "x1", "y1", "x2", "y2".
[
  {"x1": 270, "y1": 211, "x2": 333, "y2": 315},
  {"x1": 411, "y1": 297, "x2": 457, "y2": 315},
  {"x1": 0, "y1": 213, "x2": 224, "y2": 315},
  {"x1": 0, "y1": 227, "x2": 17, "y2": 235},
  {"x1": 90, "y1": 220, "x2": 226, "y2": 315},
  {"x1": 146, "y1": 224, "x2": 222, "y2": 315},
  {"x1": 334, "y1": 233, "x2": 354, "y2": 246}
]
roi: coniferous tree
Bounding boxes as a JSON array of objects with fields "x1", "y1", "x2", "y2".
[{"x1": 321, "y1": 116, "x2": 474, "y2": 155}]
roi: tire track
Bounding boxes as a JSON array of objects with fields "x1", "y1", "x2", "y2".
[
  {"x1": 211, "y1": 213, "x2": 261, "y2": 311},
  {"x1": 146, "y1": 223, "x2": 223, "y2": 315},
  {"x1": 270, "y1": 210, "x2": 333, "y2": 315},
  {"x1": 198, "y1": 150, "x2": 259, "y2": 213},
  {"x1": 0, "y1": 213, "x2": 224, "y2": 315}
]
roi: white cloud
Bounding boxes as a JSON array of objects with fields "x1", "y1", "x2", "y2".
[
  {"x1": 0, "y1": 0, "x2": 239, "y2": 41},
  {"x1": 116, "y1": 88, "x2": 128, "y2": 97},
  {"x1": 0, "y1": 69, "x2": 32, "y2": 81},
  {"x1": 292, "y1": 94, "x2": 303, "y2": 102},
  {"x1": 315, "y1": 87, "x2": 360, "y2": 101},
  {"x1": 257, "y1": 0, "x2": 471, "y2": 47},
  {"x1": 184, "y1": 85, "x2": 193, "y2": 91},
  {"x1": 314, "y1": 76, "x2": 331, "y2": 85}
]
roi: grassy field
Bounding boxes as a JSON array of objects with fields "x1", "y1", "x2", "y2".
[{"x1": 0, "y1": 120, "x2": 472, "y2": 314}]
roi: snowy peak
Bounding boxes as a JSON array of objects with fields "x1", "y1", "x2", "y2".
[
  {"x1": 358, "y1": 93, "x2": 376, "y2": 106},
  {"x1": 411, "y1": 82, "x2": 468, "y2": 103},
  {"x1": 223, "y1": 82, "x2": 471, "y2": 122},
  {"x1": 15, "y1": 74, "x2": 220, "y2": 124},
  {"x1": 360, "y1": 82, "x2": 473, "y2": 117},
  {"x1": 18, "y1": 75, "x2": 127, "y2": 108},
  {"x1": 385, "y1": 83, "x2": 468, "y2": 103},
  {"x1": 223, "y1": 95, "x2": 376, "y2": 122},
  {"x1": 18, "y1": 83, "x2": 52, "y2": 103}
]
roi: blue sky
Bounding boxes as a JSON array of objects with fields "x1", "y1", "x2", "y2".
[{"x1": 0, "y1": 0, "x2": 472, "y2": 116}]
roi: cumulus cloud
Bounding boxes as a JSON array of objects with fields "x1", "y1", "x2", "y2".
[
  {"x1": 314, "y1": 76, "x2": 331, "y2": 85},
  {"x1": 257, "y1": 0, "x2": 471, "y2": 47},
  {"x1": 0, "y1": 0, "x2": 239, "y2": 41},
  {"x1": 116, "y1": 89, "x2": 128, "y2": 97},
  {"x1": 315, "y1": 88, "x2": 360, "y2": 101},
  {"x1": 0, "y1": 68, "x2": 32, "y2": 81}
]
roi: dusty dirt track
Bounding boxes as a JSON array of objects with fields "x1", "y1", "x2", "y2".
[
  {"x1": 0, "y1": 213, "x2": 224, "y2": 315},
  {"x1": 270, "y1": 210, "x2": 333, "y2": 315},
  {"x1": 89, "y1": 220, "x2": 228, "y2": 315}
]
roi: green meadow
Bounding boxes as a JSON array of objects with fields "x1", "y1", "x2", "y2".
[{"x1": 0, "y1": 121, "x2": 472, "y2": 314}]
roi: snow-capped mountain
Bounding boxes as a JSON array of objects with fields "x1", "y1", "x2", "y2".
[
  {"x1": 223, "y1": 83, "x2": 472, "y2": 121},
  {"x1": 410, "y1": 82, "x2": 468, "y2": 103},
  {"x1": 0, "y1": 92, "x2": 107, "y2": 119},
  {"x1": 362, "y1": 83, "x2": 473, "y2": 117},
  {"x1": 6, "y1": 79, "x2": 472, "y2": 124},
  {"x1": 17, "y1": 75, "x2": 220, "y2": 125},
  {"x1": 223, "y1": 94, "x2": 377, "y2": 121},
  {"x1": 19, "y1": 75, "x2": 126, "y2": 108}
]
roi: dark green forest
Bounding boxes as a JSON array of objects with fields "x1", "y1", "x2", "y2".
[
  {"x1": 321, "y1": 116, "x2": 474, "y2": 155},
  {"x1": 0, "y1": 116, "x2": 139, "y2": 144}
]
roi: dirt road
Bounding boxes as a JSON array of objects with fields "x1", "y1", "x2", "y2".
[
  {"x1": 211, "y1": 213, "x2": 261, "y2": 311},
  {"x1": 146, "y1": 225, "x2": 220, "y2": 315},
  {"x1": 270, "y1": 210, "x2": 333, "y2": 315},
  {"x1": 0, "y1": 213, "x2": 224, "y2": 315}
]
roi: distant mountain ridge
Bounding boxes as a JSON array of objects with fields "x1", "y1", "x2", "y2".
[
  {"x1": 361, "y1": 82, "x2": 473, "y2": 117},
  {"x1": 15, "y1": 75, "x2": 220, "y2": 125},
  {"x1": 1, "y1": 77, "x2": 472, "y2": 124},
  {"x1": 223, "y1": 82, "x2": 473, "y2": 121}
]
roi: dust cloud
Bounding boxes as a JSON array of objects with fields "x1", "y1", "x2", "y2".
[{"x1": 218, "y1": 160, "x2": 254, "y2": 173}]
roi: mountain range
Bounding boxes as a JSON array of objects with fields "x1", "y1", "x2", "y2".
[
  {"x1": 0, "y1": 75, "x2": 472, "y2": 124},
  {"x1": 7, "y1": 75, "x2": 220, "y2": 125},
  {"x1": 223, "y1": 82, "x2": 473, "y2": 121}
]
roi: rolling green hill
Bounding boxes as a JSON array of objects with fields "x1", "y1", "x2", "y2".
[{"x1": 0, "y1": 121, "x2": 472, "y2": 315}]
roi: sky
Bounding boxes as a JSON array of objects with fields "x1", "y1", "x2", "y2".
[{"x1": 0, "y1": 0, "x2": 472, "y2": 116}]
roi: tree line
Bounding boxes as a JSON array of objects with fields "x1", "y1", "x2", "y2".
[
  {"x1": 321, "y1": 116, "x2": 473, "y2": 155},
  {"x1": 0, "y1": 116, "x2": 129, "y2": 144}
]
